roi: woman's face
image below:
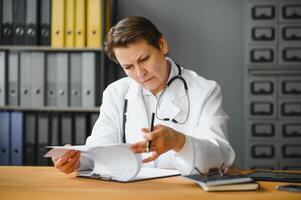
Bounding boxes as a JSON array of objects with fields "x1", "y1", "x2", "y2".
[{"x1": 114, "y1": 38, "x2": 170, "y2": 95}]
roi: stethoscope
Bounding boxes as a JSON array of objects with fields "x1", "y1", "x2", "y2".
[{"x1": 122, "y1": 63, "x2": 190, "y2": 143}]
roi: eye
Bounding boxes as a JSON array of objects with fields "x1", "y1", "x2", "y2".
[
  {"x1": 141, "y1": 56, "x2": 149, "y2": 62},
  {"x1": 124, "y1": 65, "x2": 133, "y2": 70}
]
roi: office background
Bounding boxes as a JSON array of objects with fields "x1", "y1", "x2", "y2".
[{"x1": 0, "y1": 0, "x2": 300, "y2": 169}]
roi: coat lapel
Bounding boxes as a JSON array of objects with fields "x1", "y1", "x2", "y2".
[{"x1": 124, "y1": 81, "x2": 149, "y2": 143}]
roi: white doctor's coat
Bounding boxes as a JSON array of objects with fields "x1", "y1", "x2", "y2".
[{"x1": 82, "y1": 59, "x2": 235, "y2": 175}]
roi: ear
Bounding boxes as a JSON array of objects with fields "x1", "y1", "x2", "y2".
[{"x1": 159, "y1": 36, "x2": 169, "y2": 55}]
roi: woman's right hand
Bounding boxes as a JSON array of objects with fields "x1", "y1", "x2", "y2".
[{"x1": 52, "y1": 150, "x2": 81, "y2": 174}]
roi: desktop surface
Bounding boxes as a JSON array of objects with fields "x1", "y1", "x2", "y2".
[{"x1": 0, "y1": 166, "x2": 300, "y2": 200}]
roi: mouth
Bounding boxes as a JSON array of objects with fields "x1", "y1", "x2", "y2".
[{"x1": 142, "y1": 77, "x2": 154, "y2": 83}]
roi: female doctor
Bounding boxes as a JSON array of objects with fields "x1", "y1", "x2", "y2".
[{"x1": 52, "y1": 16, "x2": 235, "y2": 175}]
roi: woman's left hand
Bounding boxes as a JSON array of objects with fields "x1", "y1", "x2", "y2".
[{"x1": 130, "y1": 124, "x2": 186, "y2": 163}]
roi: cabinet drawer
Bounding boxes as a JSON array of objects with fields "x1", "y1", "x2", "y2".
[
  {"x1": 252, "y1": 144, "x2": 275, "y2": 158},
  {"x1": 252, "y1": 5, "x2": 276, "y2": 20},
  {"x1": 280, "y1": 25, "x2": 301, "y2": 41},
  {"x1": 279, "y1": 77, "x2": 301, "y2": 97},
  {"x1": 281, "y1": 122, "x2": 301, "y2": 137},
  {"x1": 280, "y1": 101, "x2": 301, "y2": 116},
  {"x1": 282, "y1": 144, "x2": 301, "y2": 158},
  {"x1": 251, "y1": 122, "x2": 276, "y2": 137},
  {"x1": 250, "y1": 101, "x2": 275, "y2": 116},
  {"x1": 251, "y1": 26, "x2": 276, "y2": 41}
]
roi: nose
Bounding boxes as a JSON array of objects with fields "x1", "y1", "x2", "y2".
[{"x1": 136, "y1": 65, "x2": 147, "y2": 80}]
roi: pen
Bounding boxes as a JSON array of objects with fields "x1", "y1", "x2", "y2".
[{"x1": 146, "y1": 113, "x2": 155, "y2": 153}]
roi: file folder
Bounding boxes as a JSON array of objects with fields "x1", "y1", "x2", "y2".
[
  {"x1": 0, "y1": 112, "x2": 10, "y2": 165},
  {"x1": 37, "y1": 113, "x2": 49, "y2": 166},
  {"x1": 24, "y1": 112, "x2": 36, "y2": 166},
  {"x1": 51, "y1": 0, "x2": 65, "y2": 47},
  {"x1": 56, "y1": 53, "x2": 69, "y2": 107},
  {"x1": 20, "y1": 52, "x2": 31, "y2": 106},
  {"x1": 30, "y1": 52, "x2": 45, "y2": 107},
  {"x1": 74, "y1": 113, "x2": 87, "y2": 145},
  {"x1": 46, "y1": 53, "x2": 57, "y2": 106},
  {"x1": 39, "y1": 0, "x2": 50, "y2": 45},
  {"x1": 61, "y1": 113, "x2": 73, "y2": 145},
  {"x1": 74, "y1": 0, "x2": 86, "y2": 47},
  {"x1": 2, "y1": 0, "x2": 14, "y2": 44},
  {"x1": 105, "y1": 0, "x2": 111, "y2": 33},
  {"x1": 87, "y1": 0, "x2": 102, "y2": 47},
  {"x1": 8, "y1": 52, "x2": 20, "y2": 106},
  {"x1": 50, "y1": 113, "x2": 60, "y2": 146},
  {"x1": 0, "y1": 51, "x2": 6, "y2": 106},
  {"x1": 81, "y1": 53, "x2": 96, "y2": 107},
  {"x1": 10, "y1": 112, "x2": 23, "y2": 166},
  {"x1": 25, "y1": 0, "x2": 38, "y2": 45},
  {"x1": 65, "y1": 0, "x2": 75, "y2": 47},
  {"x1": 13, "y1": 0, "x2": 26, "y2": 45},
  {"x1": 70, "y1": 53, "x2": 81, "y2": 106}
]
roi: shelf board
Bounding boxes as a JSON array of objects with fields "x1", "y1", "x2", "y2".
[
  {"x1": 0, "y1": 106, "x2": 99, "y2": 112},
  {"x1": 0, "y1": 45, "x2": 103, "y2": 52}
]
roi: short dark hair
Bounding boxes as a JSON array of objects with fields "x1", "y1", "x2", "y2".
[{"x1": 105, "y1": 16, "x2": 162, "y2": 63}]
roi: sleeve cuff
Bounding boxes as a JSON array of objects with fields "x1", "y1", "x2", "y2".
[
  {"x1": 173, "y1": 135, "x2": 194, "y2": 175},
  {"x1": 78, "y1": 153, "x2": 94, "y2": 171}
]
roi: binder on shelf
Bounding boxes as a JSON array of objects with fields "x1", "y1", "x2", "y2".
[
  {"x1": 13, "y1": 0, "x2": 26, "y2": 45},
  {"x1": 0, "y1": 112, "x2": 10, "y2": 165},
  {"x1": 70, "y1": 53, "x2": 81, "y2": 106},
  {"x1": 87, "y1": 0, "x2": 102, "y2": 47},
  {"x1": 56, "y1": 53, "x2": 69, "y2": 107},
  {"x1": 0, "y1": 51, "x2": 6, "y2": 106},
  {"x1": 74, "y1": 0, "x2": 86, "y2": 47},
  {"x1": 25, "y1": 0, "x2": 38, "y2": 45},
  {"x1": 24, "y1": 112, "x2": 36, "y2": 166},
  {"x1": 30, "y1": 52, "x2": 45, "y2": 107},
  {"x1": 46, "y1": 53, "x2": 57, "y2": 106},
  {"x1": 2, "y1": 0, "x2": 14, "y2": 44},
  {"x1": 37, "y1": 113, "x2": 49, "y2": 166},
  {"x1": 50, "y1": 113, "x2": 59, "y2": 146},
  {"x1": 81, "y1": 53, "x2": 96, "y2": 107},
  {"x1": 51, "y1": 0, "x2": 65, "y2": 47},
  {"x1": 20, "y1": 52, "x2": 31, "y2": 106},
  {"x1": 60, "y1": 113, "x2": 73, "y2": 145},
  {"x1": 0, "y1": 0, "x2": 2, "y2": 44},
  {"x1": 89, "y1": 113, "x2": 98, "y2": 135},
  {"x1": 8, "y1": 52, "x2": 20, "y2": 106},
  {"x1": 39, "y1": 0, "x2": 51, "y2": 45},
  {"x1": 65, "y1": 0, "x2": 75, "y2": 47},
  {"x1": 10, "y1": 112, "x2": 23, "y2": 166},
  {"x1": 74, "y1": 113, "x2": 87, "y2": 145},
  {"x1": 105, "y1": 0, "x2": 111, "y2": 33}
]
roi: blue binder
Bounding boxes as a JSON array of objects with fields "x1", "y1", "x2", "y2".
[
  {"x1": 10, "y1": 112, "x2": 23, "y2": 165},
  {"x1": 0, "y1": 112, "x2": 10, "y2": 165}
]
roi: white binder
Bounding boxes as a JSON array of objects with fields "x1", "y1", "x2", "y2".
[
  {"x1": 20, "y1": 52, "x2": 31, "y2": 106},
  {"x1": 8, "y1": 52, "x2": 19, "y2": 106},
  {"x1": 30, "y1": 52, "x2": 45, "y2": 107},
  {"x1": 70, "y1": 53, "x2": 81, "y2": 106},
  {"x1": 81, "y1": 53, "x2": 95, "y2": 107},
  {"x1": 46, "y1": 53, "x2": 57, "y2": 106},
  {"x1": 56, "y1": 53, "x2": 69, "y2": 107},
  {"x1": 0, "y1": 51, "x2": 6, "y2": 106}
]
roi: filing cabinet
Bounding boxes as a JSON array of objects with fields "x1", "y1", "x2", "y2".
[{"x1": 245, "y1": 0, "x2": 301, "y2": 170}]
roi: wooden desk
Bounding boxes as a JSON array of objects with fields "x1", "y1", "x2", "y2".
[{"x1": 0, "y1": 166, "x2": 300, "y2": 200}]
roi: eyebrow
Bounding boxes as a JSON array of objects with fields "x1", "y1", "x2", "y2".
[{"x1": 121, "y1": 54, "x2": 149, "y2": 67}]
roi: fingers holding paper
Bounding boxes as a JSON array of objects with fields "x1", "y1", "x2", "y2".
[
  {"x1": 52, "y1": 148, "x2": 81, "y2": 174},
  {"x1": 130, "y1": 124, "x2": 186, "y2": 163}
]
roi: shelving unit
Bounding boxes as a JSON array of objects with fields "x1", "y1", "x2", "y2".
[{"x1": 0, "y1": 0, "x2": 116, "y2": 167}]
